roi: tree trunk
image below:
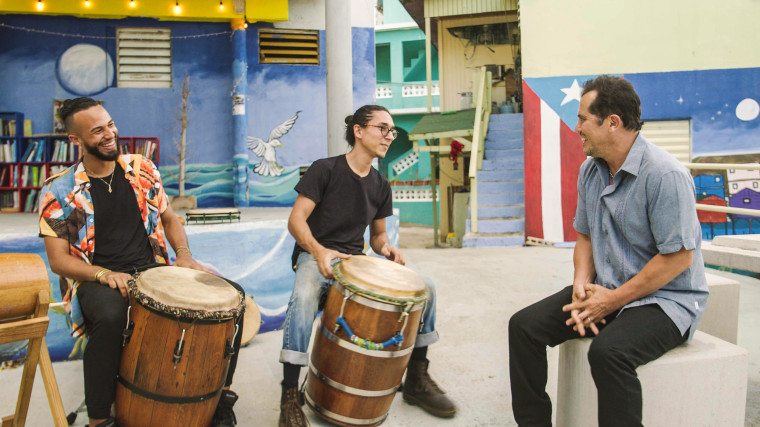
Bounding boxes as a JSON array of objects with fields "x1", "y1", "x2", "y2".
[{"x1": 179, "y1": 75, "x2": 189, "y2": 196}]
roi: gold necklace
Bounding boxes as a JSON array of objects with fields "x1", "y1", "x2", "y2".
[
  {"x1": 93, "y1": 172, "x2": 115, "y2": 193},
  {"x1": 85, "y1": 164, "x2": 116, "y2": 193}
]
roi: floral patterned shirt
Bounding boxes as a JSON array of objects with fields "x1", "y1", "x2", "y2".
[{"x1": 38, "y1": 154, "x2": 169, "y2": 337}]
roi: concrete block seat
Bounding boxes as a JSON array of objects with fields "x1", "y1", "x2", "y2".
[
  {"x1": 556, "y1": 331, "x2": 748, "y2": 427},
  {"x1": 699, "y1": 272, "x2": 740, "y2": 344},
  {"x1": 185, "y1": 208, "x2": 241, "y2": 224}
]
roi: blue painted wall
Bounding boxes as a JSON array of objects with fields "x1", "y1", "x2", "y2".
[{"x1": 0, "y1": 14, "x2": 376, "y2": 208}]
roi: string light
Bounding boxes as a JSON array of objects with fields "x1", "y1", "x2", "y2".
[
  {"x1": 36, "y1": 0, "x2": 44, "y2": 11},
  {"x1": 174, "y1": 1, "x2": 181, "y2": 14}
]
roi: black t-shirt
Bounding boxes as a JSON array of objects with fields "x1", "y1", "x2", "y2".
[
  {"x1": 90, "y1": 163, "x2": 155, "y2": 273},
  {"x1": 292, "y1": 155, "x2": 393, "y2": 266}
]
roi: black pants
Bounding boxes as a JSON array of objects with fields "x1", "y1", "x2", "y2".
[
  {"x1": 77, "y1": 268, "x2": 245, "y2": 419},
  {"x1": 508, "y1": 285, "x2": 686, "y2": 427}
]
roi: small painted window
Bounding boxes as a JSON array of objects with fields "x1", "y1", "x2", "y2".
[
  {"x1": 754, "y1": 182, "x2": 758, "y2": 188},
  {"x1": 743, "y1": 198, "x2": 751, "y2": 204},
  {"x1": 116, "y1": 27, "x2": 172, "y2": 88},
  {"x1": 733, "y1": 183, "x2": 738, "y2": 189},
  {"x1": 259, "y1": 28, "x2": 319, "y2": 65},
  {"x1": 714, "y1": 176, "x2": 721, "y2": 183}
]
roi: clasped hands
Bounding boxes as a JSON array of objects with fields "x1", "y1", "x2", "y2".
[{"x1": 562, "y1": 283, "x2": 617, "y2": 337}]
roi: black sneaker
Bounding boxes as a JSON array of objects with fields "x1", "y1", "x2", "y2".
[{"x1": 211, "y1": 389, "x2": 239, "y2": 426}]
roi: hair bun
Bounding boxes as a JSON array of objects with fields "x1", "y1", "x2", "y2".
[{"x1": 344, "y1": 115, "x2": 354, "y2": 125}]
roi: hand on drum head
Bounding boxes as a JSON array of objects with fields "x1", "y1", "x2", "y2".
[
  {"x1": 99, "y1": 271, "x2": 133, "y2": 298},
  {"x1": 380, "y1": 244, "x2": 405, "y2": 266},
  {"x1": 174, "y1": 254, "x2": 214, "y2": 275},
  {"x1": 316, "y1": 248, "x2": 351, "y2": 280}
]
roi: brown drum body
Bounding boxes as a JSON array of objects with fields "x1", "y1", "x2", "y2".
[
  {"x1": 115, "y1": 267, "x2": 242, "y2": 427},
  {"x1": 305, "y1": 256, "x2": 428, "y2": 426}
]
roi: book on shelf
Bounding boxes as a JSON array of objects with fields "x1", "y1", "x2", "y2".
[
  {"x1": 0, "y1": 167, "x2": 7, "y2": 186},
  {"x1": 24, "y1": 189, "x2": 39, "y2": 212},
  {"x1": 1, "y1": 141, "x2": 15, "y2": 162}
]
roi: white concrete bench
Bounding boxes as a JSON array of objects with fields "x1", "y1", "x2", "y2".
[
  {"x1": 556, "y1": 331, "x2": 748, "y2": 427},
  {"x1": 700, "y1": 272, "x2": 740, "y2": 344}
]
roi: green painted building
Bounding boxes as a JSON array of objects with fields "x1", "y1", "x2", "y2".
[{"x1": 376, "y1": 0, "x2": 440, "y2": 225}]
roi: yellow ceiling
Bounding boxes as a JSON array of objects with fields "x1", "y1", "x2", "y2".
[{"x1": 0, "y1": 0, "x2": 288, "y2": 22}]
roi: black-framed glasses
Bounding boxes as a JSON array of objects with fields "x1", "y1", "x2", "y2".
[{"x1": 365, "y1": 124, "x2": 398, "y2": 139}]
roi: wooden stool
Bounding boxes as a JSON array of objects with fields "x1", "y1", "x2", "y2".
[{"x1": 0, "y1": 253, "x2": 67, "y2": 427}]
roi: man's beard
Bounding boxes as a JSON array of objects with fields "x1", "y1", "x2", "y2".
[{"x1": 84, "y1": 139, "x2": 120, "y2": 161}]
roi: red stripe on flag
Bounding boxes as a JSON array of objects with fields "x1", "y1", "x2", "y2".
[
  {"x1": 523, "y1": 82, "x2": 543, "y2": 240},
  {"x1": 559, "y1": 120, "x2": 585, "y2": 242}
]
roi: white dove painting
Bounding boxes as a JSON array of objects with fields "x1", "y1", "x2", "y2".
[{"x1": 247, "y1": 111, "x2": 300, "y2": 177}]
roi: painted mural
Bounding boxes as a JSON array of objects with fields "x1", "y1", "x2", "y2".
[
  {"x1": 0, "y1": 14, "x2": 377, "y2": 209},
  {"x1": 524, "y1": 67, "x2": 760, "y2": 242}
]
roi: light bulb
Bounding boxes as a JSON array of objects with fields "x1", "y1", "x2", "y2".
[
  {"x1": 243, "y1": 22, "x2": 248, "y2": 29},
  {"x1": 36, "y1": 0, "x2": 44, "y2": 11},
  {"x1": 129, "y1": 0, "x2": 136, "y2": 7},
  {"x1": 219, "y1": 1, "x2": 224, "y2": 10},
  {"x1": 174, "y1": 2, "x2": 181, "y2": 14},
  {"x1": 84, "y1": 0, "x2": 91, "y2": 7}
]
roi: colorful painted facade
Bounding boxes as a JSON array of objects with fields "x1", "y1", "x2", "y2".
[
  {"x1": 0, "y1": 1, "x2": 376, "y2": 207},
  {"x1": 520, "y1": 0, "x2": 760, "y2": 242}
]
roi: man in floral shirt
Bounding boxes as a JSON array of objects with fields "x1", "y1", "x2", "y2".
[{"x1": 39, "y1": 97, "x2": 242, "y2": 427}]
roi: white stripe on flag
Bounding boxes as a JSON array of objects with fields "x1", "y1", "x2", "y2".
[{"x1": 540, "y1": 100, "x2": 564, "y2": 242}]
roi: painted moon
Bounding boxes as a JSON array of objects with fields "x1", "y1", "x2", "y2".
[
  {"x1": 735, "y1": 98, "x2": 760, "y2": 121},
  {"x1": 56, "y1": 43, "x2": 114, "y2": 96}
]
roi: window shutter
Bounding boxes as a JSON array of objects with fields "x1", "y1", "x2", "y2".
[
  {"x1": 259, "y1": 28, "x2": 319, "y2": 65},
  {"x1": 117, "y1": 27, "x2": 172, "y2": 88}
]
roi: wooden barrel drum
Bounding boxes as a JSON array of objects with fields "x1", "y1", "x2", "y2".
[
  {"x1": 115, "y1": 266, "x2": 244, "y2": 427},
  {"x1": 305, "y1": 256, "x2": 428, "y2": 426}
]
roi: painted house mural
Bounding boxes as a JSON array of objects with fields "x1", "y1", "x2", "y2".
[{"x1": 0, "y1": 1, "x2": 379, "y2": 361}]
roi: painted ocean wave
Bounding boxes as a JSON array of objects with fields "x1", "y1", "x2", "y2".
[{"x1": 161, "y1": 162, "x2": 299, "y2": 207}]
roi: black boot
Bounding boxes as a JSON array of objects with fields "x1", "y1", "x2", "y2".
[
  {"x1": 211, "y1": 389, "x2": 239, "y2": 426},
  {"x1": 279, "y1": 382, "x2": 309, "y2": 427},
  {"x1": 403, "y1": 359, "x2": 457, "y2": 418},
  {"x1": 85, "y1": 418, "x2": 118, "y2": 427}
]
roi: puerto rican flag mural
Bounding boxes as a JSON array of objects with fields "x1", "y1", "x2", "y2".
[
  {"x1": 523, "y1": 77, "x2": 595, "y2": 243},
  {"x1": 523, "y1": 68, "x2": 760, "y2": 242}
]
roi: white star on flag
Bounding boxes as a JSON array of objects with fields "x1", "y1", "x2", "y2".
[{"x1": 560, "y1": 79, "x2": 582, "y2": 106}]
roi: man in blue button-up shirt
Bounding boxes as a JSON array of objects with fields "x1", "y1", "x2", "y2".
[{"x1": 509, "y1": 75, "x2": 708, "y2": 427}]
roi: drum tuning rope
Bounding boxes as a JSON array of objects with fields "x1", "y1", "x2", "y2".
[{"x1": 334, "y1": 293, "x2": 352, "y2": 333}]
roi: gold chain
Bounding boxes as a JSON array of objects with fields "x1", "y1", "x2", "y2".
[{"x1": 85, "y1": 163, "x2": 116, "y2": 193}]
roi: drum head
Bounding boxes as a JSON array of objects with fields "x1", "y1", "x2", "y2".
[
  {"x1": 333, "y1": 256, "x2": 426, "y2": 302},
  {"x1": 240, "y1": 295, "x2": 261, "y2": 346},
  {"x1": 134, "y1": 266, "x2": 241, "y2": 313}
]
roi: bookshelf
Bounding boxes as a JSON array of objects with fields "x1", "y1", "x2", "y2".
[
  {"x1": 0, "y1": 111, "x2": 160, "y2": 213},
  {"x1": 0, "y1": 112, "x2": 24, "y2": 212}
]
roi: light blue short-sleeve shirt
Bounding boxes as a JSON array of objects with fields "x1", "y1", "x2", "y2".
[{"x1": 573, "y1": 133, "x2": 708, "y2": 340}]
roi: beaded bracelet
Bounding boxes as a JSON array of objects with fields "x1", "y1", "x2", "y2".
[{"x1": 94, "y1": 268, "x2": 111, "y2": 282}]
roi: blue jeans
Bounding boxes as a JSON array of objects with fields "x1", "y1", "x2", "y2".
[{"x1": 280, "y1": 252, "x2": 439, "y2": 366}]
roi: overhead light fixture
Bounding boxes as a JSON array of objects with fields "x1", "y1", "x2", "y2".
[
  {"x1": 36, "y1": 0, "x2": 44, "y2": 11},
  {"x1": 84, "y1": 0, "x2": 91, "y2": 7},
  {"x1": 174, "y1": 1, "x2": 181, "y2": 14},
  {"x1": 130, "y1": 0, "x2": 136, "y2": 7},
  {"x1": 219, "y1": 1, "x2": 224, "y2": 11}
]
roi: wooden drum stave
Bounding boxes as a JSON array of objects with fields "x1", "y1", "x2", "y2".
[
  {"x1": 305, "y1": 256, "x2": 428, "y2": 427},
  {"x1": 115, "y1": 266, "x2": 244, "y2": 427}
]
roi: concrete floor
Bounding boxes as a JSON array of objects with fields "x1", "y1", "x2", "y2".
[{"x1": 1, "y1": 210, "x2": 758, "y2": 426}]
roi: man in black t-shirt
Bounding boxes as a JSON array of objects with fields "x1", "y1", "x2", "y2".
[
  {"x1": 279, "y1": 105, "x2": 456, "y2": 427},
  {"x1": 39, "y1": 97, "x2": 242, "y2": 427}
]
